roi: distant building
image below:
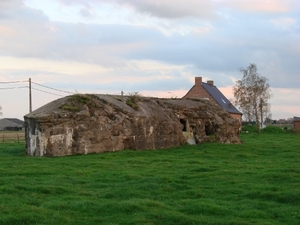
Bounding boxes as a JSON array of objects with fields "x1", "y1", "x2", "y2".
[
  {"x1": 294, "y1": 117, "x2": 300, "y2": 130},
  {"x1": 0, "y1": 118, "x2": 24, "y2": 131},
  {"x1": 264, "y1": 117, "x2": 273, "y2": 124},
  {"x1": 183, "y1": 77, "x2": 242, "y2": 121}
]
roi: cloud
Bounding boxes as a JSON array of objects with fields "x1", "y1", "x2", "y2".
[
  {"x1": 271, "y1": 17, "x2": 296, "y2": 28},
  {"x1": 270, "y1": 87, "x2": 300, "y2": 119},
  {"x1": 1, "y1": 0, "x2": 299, "y2": 120},
  {"x1": 0, "y1": 0, "x2": 21, "y2": 19},
  {"x1": 79, "y1": 8, "x2": 93, "y2": 18},
  {"x1": 0, "y1": 55, "x2": 194, "y2": 91},
  {"x1": 3, "y1": 0, "x2": 300, "y2": 89},
  {"x1": 0, "y1": 25, "x2": 14, "y2": 37},
  {"x1": 0, "y1": 2, "x2": 57, "y2": 58},
  {"x1": 192, "y1": 26, "x2": 212, "y2": 34},
  {"x1": 120, "y1": 0, "x2": 214, "y2": 19},
  {"x1": 217, "y1": 86, "x2": 300, "y2": 119},
  {"x1": 57, "y1": 0, "x2": 215, "y2": 19},
  {"x1": 0, "y1": 3, "x2": 158, "y2": 66},
  {"x1": 52, "y1": 0, "x2": 300, "y2": 20},
  {"x1": 223, "y1": 0, "x2": 296, "y2": 13}
]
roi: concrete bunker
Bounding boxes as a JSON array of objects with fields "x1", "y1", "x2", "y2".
[{"x1": 24, "y1": 94, "x2": 241, "y2": 157}]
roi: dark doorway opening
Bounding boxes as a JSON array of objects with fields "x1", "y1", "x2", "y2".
[
  {"x1": 205, "y1": 124, "x2": 214, "y2": 136},
  {"x1": 180, "y1": 119, "x2": 187, "y2": 131}
]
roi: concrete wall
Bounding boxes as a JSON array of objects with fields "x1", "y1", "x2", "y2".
[
  {"x1": 25, "y1": 116, "x2": 185, "y2": 157},
  {"x1": 26, "y1": 119, "x2": 74, "y2": 156},
  {"x1": 24, "y1": 95, "x2": 241, "y2": 157}
]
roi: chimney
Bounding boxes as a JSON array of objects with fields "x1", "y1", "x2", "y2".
[
  {"x1": 207, "y1": 80, "x2": 214, "y2": 86},
  {"x1": 195, "y1": 77, "x2": 202, "y2": 86}
]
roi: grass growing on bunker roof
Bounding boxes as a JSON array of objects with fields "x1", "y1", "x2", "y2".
[
  {"x1": 125, "y1": 92, "x2": 142, "y2": 110},
  {"x1": 59, "y1": 94, "x2": 99, "y2": 112},
  {"x1": 0, "y1": 133, "x2": 299, "y2": 225}
]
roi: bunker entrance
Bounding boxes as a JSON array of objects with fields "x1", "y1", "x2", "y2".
[
  {"x1": 180, "y1": 119, "x2": 187, "y2": 131},
  {"x1": 205, "y1": 124, "x2": 215, "y2": 136}
]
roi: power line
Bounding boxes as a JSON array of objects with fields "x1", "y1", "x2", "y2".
[
  {"x1": 0, "y1": 80, "x2": 28, "y2": 84},
  {"x1": 0, "y1": 80, "x2": 75, "y2": 96},
  {"x1": 1, "y1": 80, "x2": 77, "y2": 96},
  {"x1": 31, "y1": 87, "x2": 65, "y2": 97},
  {"x1": 0, "y1": 78, "x2": 77, "y2": 114},
  {"x1": 31, "y1": 81, "x2": 76, "y2": 95},
  {"x1": 0, "y1": 86, "x2": 28, "y2": 90}
]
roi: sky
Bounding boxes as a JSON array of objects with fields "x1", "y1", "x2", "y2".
[{"x1": 0, "y1": 0, "x2": 299, "y2": 120}]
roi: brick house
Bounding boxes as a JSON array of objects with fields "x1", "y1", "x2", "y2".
[
  {"x1": 183, "y1": 77, "x2": 242, "y2": 121},
  {"x1": 294, "y1": 117, "x2": 300, "y2": 130}
]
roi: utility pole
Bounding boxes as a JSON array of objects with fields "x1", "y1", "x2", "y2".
[{"x1": 29, "y1": 78, "x2": 32, "y2": 113}]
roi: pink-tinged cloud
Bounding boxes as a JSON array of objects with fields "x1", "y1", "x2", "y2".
[
  {"x1": 0, "y1": 25, "x2": 15, "y2": 37},
  {"x1": 219, "y1": 86, "x2": 300, "y2": 119},
  {"x1": 271, "y1": 105, "x2": 300, "y2": 119},
  {"x1": 218, "y1": 86, "x2": 234, "y2": 99},
  {"x1": 140, "y1": 90, "x2": 188, "y2": 99},
  {"x1": 225, "y1": 0, "x2": 294, "y2": 13},
  {"x1": 192, "y1": 26, "x2": 212, "y2": 35},
  {"x1": 271, "y1": 17, "x2": 296, "y2": 28}
]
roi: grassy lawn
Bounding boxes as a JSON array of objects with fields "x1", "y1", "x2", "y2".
[{"x1": 0, "y1": 133, "x2": 299, "y2": 225}]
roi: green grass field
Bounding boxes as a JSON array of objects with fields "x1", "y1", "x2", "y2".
[{"x1": 0, "y1": 133, "x2": 299, "y2": 225}]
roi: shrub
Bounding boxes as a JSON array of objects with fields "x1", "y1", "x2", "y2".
[
  {"x1": 126, "y1": 92, "x2": 141, "y2": 110},
  {"x1": 261, "y1": 126, "x2": 285, "y2": 134},
  {"x1": 242, "y1": 125, "x2": 259, "y2": 133},
  {"x1": 60, "y1": 94, "x2": 97, "y2": 112}
]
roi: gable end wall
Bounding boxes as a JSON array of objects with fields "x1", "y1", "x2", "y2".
[
  {"x1": 183, "y1": 85, "x2": 218, "y2": 105},
  {"x1": 230, "y1": 113, "x2": 242, "y2": 120}
]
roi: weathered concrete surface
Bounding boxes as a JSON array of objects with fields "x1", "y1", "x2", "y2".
[{"x1": 24, "y1": 94, "x2": 241, "y2": 157}]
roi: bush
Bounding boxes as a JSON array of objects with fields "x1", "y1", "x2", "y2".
[
  {"x1": 261, "y1": 126, "x2": 285, "y2": 134},
  {"x1": 60, "y1": 94, "x2": 96, "y2": 112},
  {"x1": 126, "y1": 92, "x2": 141, "y2": 110},
  {"x1": 242, "y1": 125, "x2": 259, "y2": 133}
]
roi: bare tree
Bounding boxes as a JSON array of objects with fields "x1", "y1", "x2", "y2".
[{"x1": 233, "y1": 63, "x2": 271, "y2": 133}]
